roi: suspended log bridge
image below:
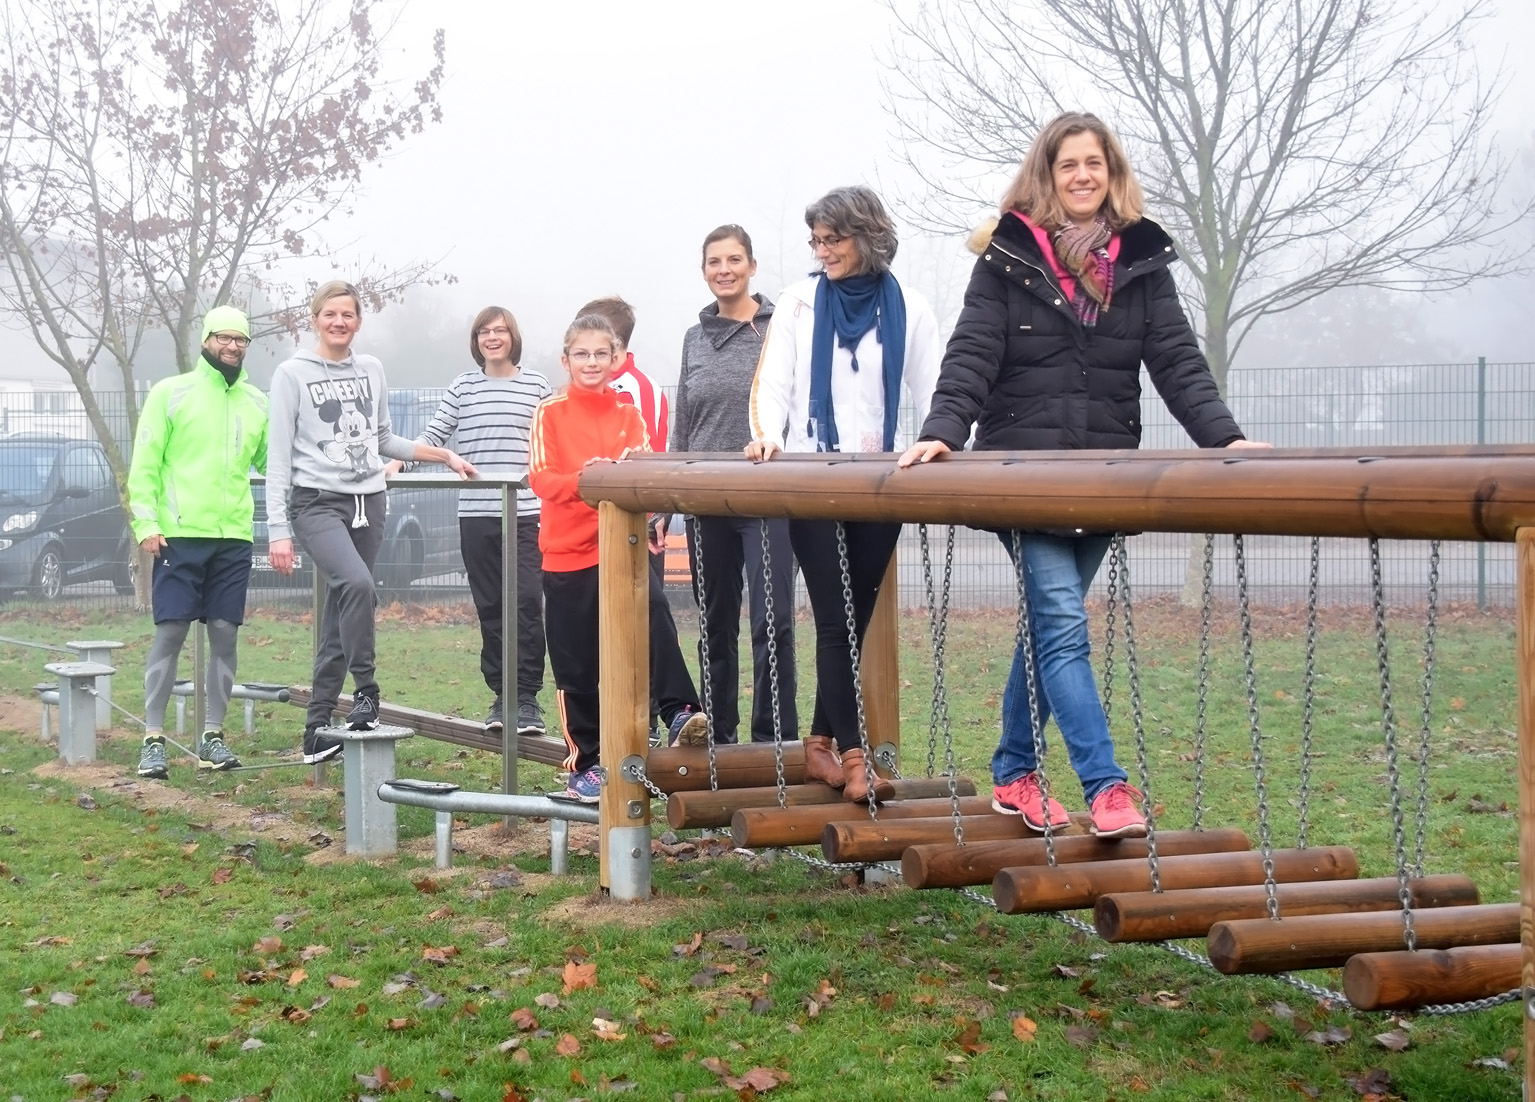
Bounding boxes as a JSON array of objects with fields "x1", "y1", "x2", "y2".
[
  {"x1": 993, "y1": 846, "x2": 1359, "y2": 914},
  {"x1": 1095, "y1": 874, "x2": 1481, "y2": 943},
  {"x1": 902, "y1": 828, "x2": 1252, "y2": 890},
  {"x1": 668, "y1": 779, "x2": 977, "y2": 830}
]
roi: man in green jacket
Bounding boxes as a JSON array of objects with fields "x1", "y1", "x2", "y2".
[{"x1": 126, "y1": 306, "x2": 269, "y2": 778}]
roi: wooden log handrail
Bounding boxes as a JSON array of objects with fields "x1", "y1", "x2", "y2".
[{"x1": 578, "y1": 448, "x2": 1535, "y2": 541}]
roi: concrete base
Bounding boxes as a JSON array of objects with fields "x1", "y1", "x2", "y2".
[{"x1": 335, "y1": 723, "x2": 414, "y2": 857}]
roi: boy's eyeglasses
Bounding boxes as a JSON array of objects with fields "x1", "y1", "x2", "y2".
[
  {"x1": 566, "y1": 350, "x2": 614, "y2": 366},
  {"x1": 808, "y1": 233, "x2": 846, "y2": 250},
  {"x1": 211, "y1": 333, "x2": 251, "y2": 347},
  {"x1": 477, "y1": 326, "x2": 512, "y2": 338}
]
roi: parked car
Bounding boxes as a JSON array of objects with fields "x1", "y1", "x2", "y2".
[{"x1": 0, "y1": 434, "x2": 133, "y2": 600}]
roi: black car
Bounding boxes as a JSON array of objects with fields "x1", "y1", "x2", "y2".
[{"x1": 0, "y1": 434, "x2": 133, "y2": 600}]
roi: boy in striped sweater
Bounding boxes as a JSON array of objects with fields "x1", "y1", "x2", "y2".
[{"x1": 400, "y1": 307, "x2": 552, "y2": 734}]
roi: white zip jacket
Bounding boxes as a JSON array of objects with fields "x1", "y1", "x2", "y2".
[{"x1": 748, "y1": 274, "x2": 942, "y2": 453}]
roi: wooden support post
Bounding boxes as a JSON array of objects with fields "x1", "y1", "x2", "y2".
[
  {"x1": 1344, "y1": 944, "x2": 1524, "y2": 1012},
  {"x1": 669, "y1": 778, "x2": 978, "y2": 832},
  {"x1": 1208, "y1": 902, "x2": 1519, "y2": 974},
  {"x1": 862, "y1": 549, "x2": 900, "y2": 766},
  {"x1": 993, "y1": 846, "x2": 1358, "y2": 914},
  {"x1": 598, "y1": 501, "x2": 651, "y2": 900},
  {"x1": 1519, "y1": 526, "x2": 1535, "y2": 1089},
  {"x1": 1095, "y1": 873, "x2": 1481, "y2": 943},
  {"x1": 902, "y1": 828, "x2": 1252, "y2": 891}
]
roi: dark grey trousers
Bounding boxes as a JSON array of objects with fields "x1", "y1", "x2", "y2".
[
  {"x1": 290, "y1": 488, "x2": 385, "y2": 731},
  {"x1": 687, "y1": 514, "x2": 798, "y2": 743}
]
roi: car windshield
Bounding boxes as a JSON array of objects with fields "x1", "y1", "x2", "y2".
[{"x1": 0, "y1": 444, "x2": 57, "y2": 497}]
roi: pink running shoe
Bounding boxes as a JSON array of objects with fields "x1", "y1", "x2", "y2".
[
  {"x1": 1089, "y1": 781, "x2": 1147, "y2": 839},
  {"x1": 991, "y1": 772, "x2": 1070, "y2": 831}
]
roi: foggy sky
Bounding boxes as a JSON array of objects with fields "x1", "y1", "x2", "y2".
[{"x1": 2, "y1": 0, "x2": 1531, "y2": 387}]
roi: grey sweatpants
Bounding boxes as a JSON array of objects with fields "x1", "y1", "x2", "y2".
[{"x1": 289, "y1": 488, "x2": 385, "y2": 731}]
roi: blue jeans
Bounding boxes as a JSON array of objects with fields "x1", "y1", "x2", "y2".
[{"x1": 993, "y1": 531, "x2": 1126, "y2": 803}]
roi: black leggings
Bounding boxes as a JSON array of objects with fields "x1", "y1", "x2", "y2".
[{"x1": 789, "y1": 519, "x2": 901, "y2": 753}]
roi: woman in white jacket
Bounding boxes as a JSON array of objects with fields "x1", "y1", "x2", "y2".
[{"x1": 745, "y1": 185, "x2": 941, "y2": 801}]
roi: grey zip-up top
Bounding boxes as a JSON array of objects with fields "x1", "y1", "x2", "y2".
[
  {"x1": 673, "y1": 295, "x2": 775, "y2": 453},
  {"x1": 265, "y1": 348, "x2": 417, "y2": 541}
]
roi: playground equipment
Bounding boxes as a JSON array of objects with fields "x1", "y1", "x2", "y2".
[{"x1": 576, "y1": 446, "x2": 1535, "y2": 1094}]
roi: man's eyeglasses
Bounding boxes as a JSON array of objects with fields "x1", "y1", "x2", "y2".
[
  {"x1": 211, "y1": 333, "x2": 251, "y2": 348},
  {"x1": 477, "y1": 326, "x2": 512, "y2": 338},
  {"x1": 566, "y1": 349, "x2": 614, "y2": 366},
  {"x1": 808, "y1": 233, "x2": 846, "y2": 250}
]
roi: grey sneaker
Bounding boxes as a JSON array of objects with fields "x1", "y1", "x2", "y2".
[
  {"x1": 196, "y1": 732, "x2": 240, "y2": 771},
  {"x1": 137, "y1": 736, "x2": 169, "y2": 779},
  {"x1": 515, "y1": 698, "x2": 545, "y2": 735},
  {"x1": 302, "y1": 726, "x2": 343, "y2": 764},
  {"x1": 345, "y1": 691, "x2": 380, "y2": 730}
]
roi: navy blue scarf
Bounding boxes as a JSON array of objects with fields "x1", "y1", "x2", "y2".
[{"x1": 807, "y1": 271, "x2": 907, "y2": 452}]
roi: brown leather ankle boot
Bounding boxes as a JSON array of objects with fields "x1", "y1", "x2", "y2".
[
  {"x1": 802, "y1": 735, "x2": 844, "y2": 788},
  {"x1": 839, "y1": 747, "x2": 896, "y2": 803}
]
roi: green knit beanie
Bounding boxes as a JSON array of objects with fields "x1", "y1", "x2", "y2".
[{"x1": 200, "y1": 305, "x2": 251, "y2": 342}]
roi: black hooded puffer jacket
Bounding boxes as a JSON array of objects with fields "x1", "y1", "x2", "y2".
[{"x1": 919, "y1": 212, "x2": 1242, "y2": 452}]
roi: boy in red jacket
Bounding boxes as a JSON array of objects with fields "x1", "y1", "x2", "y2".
[{"x1": 529, "y1": 313, "x2": 707, "y2": 801}]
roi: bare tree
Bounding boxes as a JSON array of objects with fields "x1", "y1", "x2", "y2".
[
  {"x1": 883, "y1": 0, "x2": 1530, "y2": 389},
  {"x1": 0, "y1": 0, "x2": 446, "y2": 488}
]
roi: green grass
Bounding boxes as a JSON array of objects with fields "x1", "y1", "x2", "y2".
[{"x1": 0, "y1": 598, "x2": 1524, "y2": 1100}]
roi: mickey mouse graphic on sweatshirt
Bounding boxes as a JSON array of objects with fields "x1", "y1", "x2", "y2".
[{"x1": 264, "y1": 349, "x2": 419, "y2": 542}]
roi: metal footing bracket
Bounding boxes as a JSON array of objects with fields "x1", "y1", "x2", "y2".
[{"x1": 606, "y1": 825, "x2": 652, "y2": 901}]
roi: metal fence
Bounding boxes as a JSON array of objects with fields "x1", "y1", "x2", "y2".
[{"x1": 0, "y1": 361, "x2": 1527, "y2": 613}]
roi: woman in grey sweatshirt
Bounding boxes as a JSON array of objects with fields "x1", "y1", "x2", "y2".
[
  {"x1": 266, "y1": 280, "x2": 473, "y2": 761},
  {"x1": 673, "y1": 225, "x2": 797, "y2": 745}
]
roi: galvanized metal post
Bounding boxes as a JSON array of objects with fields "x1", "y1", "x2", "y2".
[
  {"x1": 337, "y1": 723, "x2": 414, "y2": 857},
  {"x1": 312, "y1": 572, "x2": 328, "y2": 786},
  {"x1": 45, "y1": 661, "x2": 113, "y2": 764},
  {"x1": 191, "y1": 621, "x2": 206, "y2": 737},
  {"x1": 66, "y1": 640, "x2": 123, "y2": 729},
  {"x1": 550, "y1": 816, "x2": 569, "y2": 875},
  {"x1": 435, "y1": 810, "x2": 454, "y2": 869},
  {"x1": 1478, "y1": 356, "x2": 1488, "y2": 611}
]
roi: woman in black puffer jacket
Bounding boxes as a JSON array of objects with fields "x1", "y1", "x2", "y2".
[{"x1": 900, "y1": 111, "x2": 1267, "y2": 840}]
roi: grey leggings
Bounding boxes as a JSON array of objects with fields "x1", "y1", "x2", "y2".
[
  {"x1": 143, "y1": 618, "x2": 238, "y2": 732},
  {"x1": 289, "y1": 488, "x2": 385, "y2": 730}
]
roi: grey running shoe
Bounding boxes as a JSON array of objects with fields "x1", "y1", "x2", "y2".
[
  {"x1": 302, "y1": 726, "x2": 343, "y2": 764},
  {"x1": 196, "y1": 732, "x2": 240, "y2": 771},
  {"x1": 515, "y1": 698, "x2": 545, "y2": 735},
  {"x1": 137, "y1": 736, "x2": 169, "y2": 779},
  {"x1": 346, "y1": 691, "x2": 380, "y2": 730},
  {"x1": 485, "y1": 696, "x2": 505, "y2": 732}
]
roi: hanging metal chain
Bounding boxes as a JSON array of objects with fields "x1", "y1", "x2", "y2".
[
  {"x1": 1298, "y1": 537, "x2": 1320, "y2": 850},
  {"x1": 1233, "y1": 535, "x2": 1280, "y2": 921},
  {"x1": 1102, "y1": 544, "x2": 1119, "y2": 731},
  {"x1": 918, "y1": 524, "x2": 963, "y2": 845},
  {"x1": 1192, "y1": 534, "x2": 1214, "y2": 832},
  {"x1": 836, "y1": 521, "x2": 879, "y2": 821},
  {"x1": 1414, "y1": 541, "x2": 1440, "y2": 878},
  {"x1": 1011, "y1": 530, "x2": 1058, "y2": 867},
  {"x1": 687, "y1": 517, "x2": 720, "y2": 793},
  {"x1": 1370, "y1": 538, "x2": 1416, "y2": 952},
  {"x1": 1118, "y1": 536, "x2": 1160, "y2": 892},
  {"x1": 759, "y1": 518, "x2": 790, "y2": 810}
]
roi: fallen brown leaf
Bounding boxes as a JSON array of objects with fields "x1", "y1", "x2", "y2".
[
  {"x1": 555, "y1": 1033, "x2": 580, "y2": 1056},
  {"x1": 562, "y1": 960, "x2": 597, "y2": 994}
]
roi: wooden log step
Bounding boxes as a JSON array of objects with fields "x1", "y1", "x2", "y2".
[
  {"x1": 993, "y1": 846, "x2": 1359, "y2": 914},
  {"x1": 1096, "y1": 874, "x2": 1481, "y2": 943},
  {"x1": 1208, "y1": 902, "x2": 1517, "y2": 974},
  {"x1": 715, "y1": 791, "x2": 988, "y2": 847},
  {"x1": 1343, "y1": 943, "x2": 1522, "y2": 1011},
  {"x1": 822, "y1": 813, "x2": 1093, "y2": 865},
  {"x1": 903, "y1": 828, "x2": 1252, "y2": 890},
  {"x1": 670, "y1": 778, "x2": 978, "y2": 830},
  {"x1": 645, "y1": 743, "x2": 833, "y2": 793}
]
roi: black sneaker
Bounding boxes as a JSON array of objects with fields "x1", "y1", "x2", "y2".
[
  {"x1": 196, "y1": 731, "x2": 240, "y2": 771},
  {"x1": 137, "y1": 735, "x2": 169, "y2": 779},
  {"x1": 485, "y1": 696, "x2": 505, "y2": 732},
  {"x1": 302, "y1": 726, "x2": 343, "y2": 764},
  {"x1": 515, "y1": 698, "x2": 545, "y2": 735},
  {"x1": 346, "y1": 691, "x2": 380, "y2": 730}
]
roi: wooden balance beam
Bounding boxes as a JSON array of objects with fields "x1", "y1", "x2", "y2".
[
  {"x1": 822, "y1": 813, "x2": 1093, "y2": 864},
  {"x1": 1208, "y1": 902, "x2": 1518, "y2": 974},
  {"x1": 1096, "y1": 873, "x2": 1481, "y2": 943},
  {"x1": 902, "y1": 828, "x2": 1252, "y2": 890},
  {"x1": 668, "y1": 778, "x2": 978, "y2": 830},
  {"x1": 993, "y1": 846, "x2": 1358, "y2": 914},
  {"x1": 1343, "y1": 943, "x2": 1523, "y2": 1011}
]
